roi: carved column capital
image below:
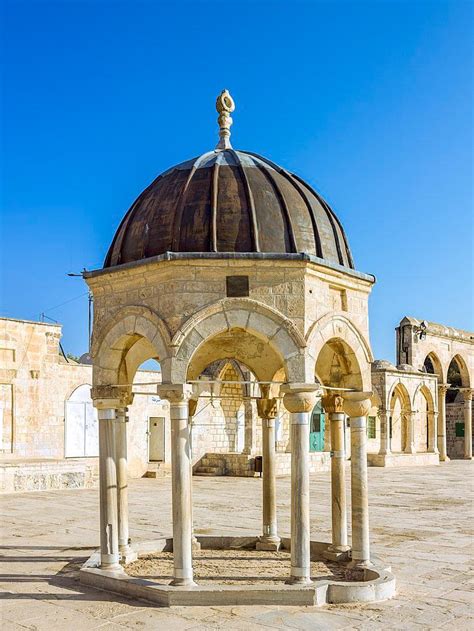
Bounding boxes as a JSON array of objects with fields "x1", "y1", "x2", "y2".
[
  {"x1": 92, "y1": 385, "x2": 132, "y2": 409},
  {"x1": 321, "y1": 393, "x2": 344, "y2": 415},
  {"x1": 157, "y1": 383, "x2": 193, "y2": 404},
  {"x1": 438, "y1": 383, "x2": 451, "y2": 396},
  {"x1": 343, "y1": 392, "x2": 373, "y2": 418},
  {"x1": 281, "y1": 383, "x2": 320, "y2": 414},
  {"x1": 257, "y1": 397, "x2": 278, "y2": 420},
  {"x1": 461, "y1": 388, "x2": 474, "y2": 402},
  {"x1": 188, "y1": 399, "x2": 198, "y2": 417}
]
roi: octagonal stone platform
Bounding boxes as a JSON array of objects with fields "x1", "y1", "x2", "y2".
[{"x1": 80, "y1": 535, "x2": 396, "y2": 607}]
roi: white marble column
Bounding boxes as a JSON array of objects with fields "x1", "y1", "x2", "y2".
[
  {"x1": 462, "y1": 389, "x2": 473, "y2": 460},
  {"x1": 343, "y1": 392, "x2": 372, "y2": 572},
  {"x1": 281, "y1": 383, "x2": 319, "y2": 584},
  {"x1": 403, "y1": 411, "x2": 416, "y2": 454},
  {"x1": 157, "y1": 383, "x2": 195, "y2": 586},
  {"x1": 428, "y1": 411, "x2": 439, "y2": 454},
  {"x1": 322, "y1": 393, "x2": 349, "y2": 555},
  {"x1": 378, "y1": 408, "x2": 391, "y2": 455},
  {"x1": 256, "y1": 393, "x2": 280, "y2": 551},
  {"x1": 242, "y1": 398, "x2": 257, "y2": 455},
  {"x1": 115, "y1": 407, "x2": 130, "y2": 557},
  {"x1": 97, "y1": 407, "x2": 120, "y2": 569},
  {"x1": 437, "y1": 385, "x2": 450, "y2": 461},
  {"x1": 188, "y1": 398, "x2": 201, "y2": 551}
]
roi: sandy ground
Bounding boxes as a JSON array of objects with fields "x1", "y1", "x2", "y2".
[{"x1": 126, "y1": 548, "x2": 345, "y2": 585}]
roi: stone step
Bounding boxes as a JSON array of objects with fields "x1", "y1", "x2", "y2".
[
  {"x1": 201, "y1": 458, "x2": 226, "y2": 467},
  {"x1": 195, "y1": 465, "x2": 225, "y2": 474},
  {"x1": 194, "y1": 470, "x2": 224, "y2": 477},
  {"x1": 143, "y1": 462, "x2": 170, "y2": 478}
]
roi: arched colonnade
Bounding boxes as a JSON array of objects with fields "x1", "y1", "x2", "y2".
[
  {"x1": 91, "y1": 300, "x2": 374, "y2": 586},
  {"x1": 423, "y1": 351, "x2": 472, "y2": 460}
]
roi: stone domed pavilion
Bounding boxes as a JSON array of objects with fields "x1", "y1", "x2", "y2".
[{"x1": 82, "y1": 90, "x2": 395, "y2": 605}]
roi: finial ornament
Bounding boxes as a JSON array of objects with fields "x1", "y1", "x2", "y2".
[{"x1": 216, "y1": 89, "x2": 235, "y2": 150}]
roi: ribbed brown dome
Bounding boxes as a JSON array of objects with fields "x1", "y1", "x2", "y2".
[{"x1": 104, "y1": 149, "x2": 354, "y2": 269}]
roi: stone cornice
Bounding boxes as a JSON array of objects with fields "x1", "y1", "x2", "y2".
[{"x1": 83, "y1": 252, "x2": 376, "y2": 285}]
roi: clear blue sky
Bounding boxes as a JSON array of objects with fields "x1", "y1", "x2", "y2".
[{"x1": 1, "y1": 0, "x2": 472, "y2": 363}]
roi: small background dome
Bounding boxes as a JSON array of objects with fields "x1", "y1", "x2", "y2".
[
  {"x1": 396, "y1": 363, "x2": 421, "y2": 373},
  {"x1": 372, "y1": 359, "x2": 397, "y2": 371}
]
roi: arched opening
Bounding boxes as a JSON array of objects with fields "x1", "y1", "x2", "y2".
[
  {"x1": 191, "y1": 359, "x2": 259, "y2": 460},
  {"x1": 446, "y1": 354, "x2": 471, "y2": 459},
  {"x1": 446, "y1": 355, "x2": 468, "y2": 403},
  {"x1": 423, "y1": 352, "x2": 443, "y2": 380},
  {"x1": 314, "y1": 337, "x2": 363, "y2": 454},
  {"x1": 414, "y1": 385, "x2": 435, "y2": 453},
  {"x1": 65, "y1": 384, "x2": 98, "y2": 458},
  {"x1": 389, "y1": 383, "x2": 411, "y2": 453}
]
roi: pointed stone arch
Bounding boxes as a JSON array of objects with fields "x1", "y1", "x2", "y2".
[
  {"x1": 306, "y1": 313, "x2": 373, "y2": 390},
  {"x1": 170, "y1": 298, "x2": 307, "y2": 384},
  {"x1": 92, "y1": 305, "x2": 172, "y2": 386},
  {"x1": 423, "y1": 351, "x2": 445, "y2": 383}
]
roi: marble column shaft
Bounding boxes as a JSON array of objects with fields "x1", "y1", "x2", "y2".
[
  {"x1": 378, "y1": 408, "x2": 391, "y2": 455},
  {"x1": 428, "y1": 411, "x2": 439, "y2": 454},
  {"x1": 437, "y1": 385, "x2": 449, "y2": 461},
  {"x1": 343, "y1": 393, "x2": 372, "y2": 568},
  {"x1": 115, "y1": 407, "x2": 130, "y2": 555},
  {"x1": 403, "y1": 411, "x2": 416, "y2": 454},
  {"x1": 256, "y1": 394, "x2": 280, "y2": 550},
  {"x1": 157, "y1": 384, "x2": 195, "y2": 586},
  {"x1": 282, "y1": 384, "x2": 319, "y2": 584},
  {"x1": 97, "y1": 407, "x2": 120, "y2": 569},
  {"x1": 462, "y1": 390, "x2": 473, "y2": 460},
  {"x1": 322, "y1": 393, "x2": 348, "y2": 552}
]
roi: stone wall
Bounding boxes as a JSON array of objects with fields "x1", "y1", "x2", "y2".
[
  {"x1": 0, "y1": 317, "x2": 168, "y2": 480},
  {"x1": 446, "y1": 397, "x2": 474, "y2": 460}
]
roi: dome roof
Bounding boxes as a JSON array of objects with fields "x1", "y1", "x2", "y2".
[
  {"x1": 372, "y1": 359, "x2": 397, "y2": 371},
  {"x1": 104, "y1": 91, "x2": 354, "y2": 270}
]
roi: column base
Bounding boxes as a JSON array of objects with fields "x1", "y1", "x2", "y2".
[
  {"x1": 439, "y1": 455, "x2": 450, "y2": 462},
  {"x1": 285, "y1": 575, "x2": 312, "y2": 585},
  {"x1": 170, "y1": 578, "x2": 197, "y2": 587},
  {"x1": 99, "y1": 554, "x2": 122, "y2": 570},
  {"x1": 463, "y1": 455, "x2": 473, "y2": 460},
  {"x1": 345, "y1": 559, "x2": 373, "y2": 581},
  {"x1": 323, "y1": 544, "x2": 351, "y2": 562},
  {"x1": 256, "y1": 535, "x2": 281, "y2": 551}
]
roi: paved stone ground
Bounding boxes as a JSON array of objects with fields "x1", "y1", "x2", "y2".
[{"x1": 1, "y1": 461, "x2": 473, "y2": 630}]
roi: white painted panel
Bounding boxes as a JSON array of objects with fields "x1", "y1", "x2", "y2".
[
  {"x1": 69, "y1": 384, "x2": 92, "y2": 403},
  {"x1": 85, "y1": 403, "x2": 99, "y2": 457},
  {"x1": 149, "y1": 417, "x2": 165, "y2": 461},
  {"x1": 65, "y1": 401, "x2": 86, "y2": 457}
]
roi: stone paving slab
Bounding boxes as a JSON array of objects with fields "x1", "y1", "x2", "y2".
[{"x1": 0, "y1": 461, "x2": 473, "y2": 629}]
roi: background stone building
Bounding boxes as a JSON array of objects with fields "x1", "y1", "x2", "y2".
[{"x1": 1, "y1": 312, "x2": 472, "y2": 493}]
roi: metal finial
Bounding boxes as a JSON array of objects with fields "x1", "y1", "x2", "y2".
[{"x1": 215, "y1": 89, "x2": 235, "y2": 150}]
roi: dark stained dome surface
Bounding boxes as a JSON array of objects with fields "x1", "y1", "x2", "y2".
[{"x1": 104, "y1": 149, "x2": 355, "y2": 269}]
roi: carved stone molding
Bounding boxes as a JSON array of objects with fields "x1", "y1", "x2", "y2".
[
  {"x1": 157, "y1": 383, "x2": 193, "y2": 404},
  {"x1": 321, "y1": 393, "x2": 344, "y2": 415},
  {"x1": 281, "y1": 383, "x2": 320, "y2": 413},
  {"x1": 256, "y1": 397, "x2": 278, "y2": 420},
  {"x1": 438, "y1": 384, "x2": 451, "y2": 396},
  {"x1": 91, "y1": 385, "x2": 132, "y2": 408},
  {"x1": 343, "y1": 391, "x2": 373, "y2": 418}
]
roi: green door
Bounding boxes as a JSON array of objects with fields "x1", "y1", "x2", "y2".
[{"x1": 309, "y1": 401, "x2": 325, "y2": 452}]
